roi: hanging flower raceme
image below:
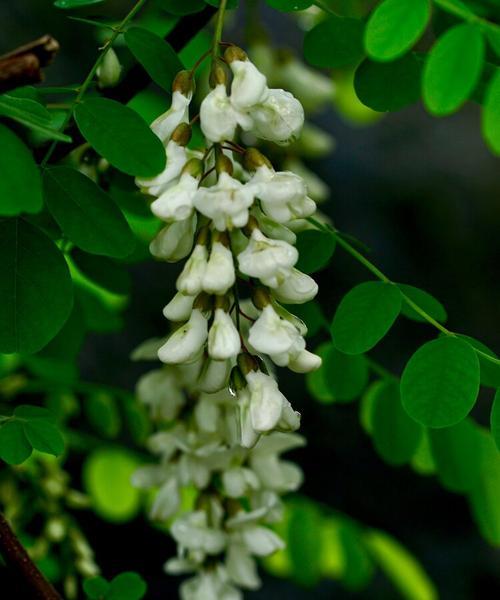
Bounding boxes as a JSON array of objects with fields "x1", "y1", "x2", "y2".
[{"x1": 134, "y1": 43, "x2": 323, "y2": 600}]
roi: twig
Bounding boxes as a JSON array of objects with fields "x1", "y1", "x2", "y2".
[{"x1": 0, "y1": 512, "x2": 62, "y2": 600}]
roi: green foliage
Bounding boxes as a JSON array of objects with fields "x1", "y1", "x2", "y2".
[
  {"x1": 370, "y1": 380, "x2": 423, "y2": 466},
  {"x1": 43, "y1": 167, "x2": 135, "y2": 258},
  {"x1": 331, "y1": 281, "x2": 401, "y2": 355},
  {"x1": 398, "y1": 284, "x2": 447, "y2": 324},
  {"x1": 306, "y1": 342, "x2": 335, "y2": 403},
  {"x1": 482, "y1": 69, "x2": 500, "y2": 155},
  {"x1": 304, "y1": 15, "x2": 365, "y2": 69},
  {"x1": 74, "y1": 98, "x2": 166, "y2": 177},
  {"x1": 364, "y1": 0, "x2": 431, "y2": 61},
  {"x1": 459, "y1": 336, "x2": 500, "y2": 388},
  {"x1": 125, "y1": 27, "x2": 183, "y2": 92},
  {"x1": 83, "y1": 448, "x2": 141, "y2": 522},
  {"x1": 71, "y1": 249, "x2": 131, "y2": 295},
  {"x1": 423, "y1": 24, "x2": 485, "y2": 115},
  {"x1": 265, "y1": 0, "x2": 313, "y2": 11},
  {"x1": 288, "y1": 498, "x2": 323, "y2": 586},
  {"x1": 0, "y1": 124, "x2": 43, "y2": 216},
  {"x1": 0, "y1": 94, "x2": 71, "y2": 142},
  {"x1": 295, "y1": 229, "x2": 336, "y2": 274},
  {"x1": 354, "y1": 54, "x2": 422, "y2": 112},
  {"x1": 401, "y1": 337, "x2": 480, "y2": 428},
  {"x1": 54, "y1": 0, "x2": 105, "y2": 8},
  {"x1": 0, "y1": 405, "x2": 64, "y2": 464},
  {"x1": 157, "y1": 0, "x2": 206, "y2": 15},
  {"x1": 0, "y1": 218, "x2": 73, "y2": 354},
  {"x1": 490, "y1": 390, "x2": 500, "y2": 451},
  {"x1": 323, "y1": 346, "x2": 369, "y2": 402},
  {"x1": 84, "y1": 572, "x2": 147, "y2": 600}
]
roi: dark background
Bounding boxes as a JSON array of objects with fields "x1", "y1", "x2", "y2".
[{"x1": 2, "y1": 0, "x2": 500, "y2": 597}]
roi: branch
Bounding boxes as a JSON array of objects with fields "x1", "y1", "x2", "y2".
[{"x1": 0, "y1": 512, "x2": 62, "y2": 600}]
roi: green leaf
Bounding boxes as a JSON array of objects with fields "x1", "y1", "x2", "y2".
[
  {"x1": 83, "y1": 576, "x2": 110, "y2": 599},
  {"x1": 324, "y1": 347, "x2": 369, "y2": 402},
  {"x1": 71, "y1": 248, "x2": 131, "y2": 295},
  {"x1": 490, "y1": 390, "x2": 500, "y2": 452},
  {"x1": 0, "y1": 95, "x2": 71, "y2": 142},
  {"x1": 338, "y1": 520, "x2": 373, "y2": 590},
  {"x1": 371, "y1": 380, "x2": 423, "y2": 466},
  {"x1": 74, "y1": 98, "x2": 166, "y2": 177},
  {"x1": 107, "y1": 572, "x2": 147, "y2": 600},
  {"x1": 0, "y1": 218, "x2": 73, "y2": 354},
  {"x1": 354, "y1": 54, "x2": 422, "y2": 112},
  {"x1": 23, "y1": 420, "x2": 65, "y2": 457},
  {"x1": 423, "y1": 24, "x2": 484, "y2": 116},
  {"x1": 0, "y1": 421, "x2": 32, "y2": 465},
  {"x1": 285, "y1": 301, "x2": 325, "y2": 338},
  {"x1": 76, "y1": 286, "x2": 123, "y2": 333},
  {"x1": 0, "y1": 124, "x2": 43, "y2": 216},
  {"x1": 331, "y1": 282, "x2": 402, "y2": 355},
  {"x1": 287, "y1": 498, "x2": 322, "y2": 587},
  {"x1": 265, "y1": 0, "x2": 312, "y2": 10},
  {"x1": 205, "y1": 0, "x2": 238, "y2": 8},
  {"x1": 306, "y1": 343, "x2": 335, "y2": 403},
  {"x1": 364, "y1": 0, "x2": 431, "y2": 61},
  {"x1": 125, "y1": 27, "x2": 183, "y2": 92},
  {"x1": 304, "y1": 16, "x2": 365, "y2": 69},
  {"x1": 459, "y1": 335, "x2": 500, "y2": 388},
  {"x1": 401, "y1": 337, "x2": 480, "y2": 428},
  {"x1": 429, "y1": 419, "x2": 481, "y2": 493},
  {"x1": 398, "y1": 283, "x2": 447, "y2": 323},
  {"x1": 44, "y1": 167, "x2": 135, "y2": 258},
  {"x1": 468, "y1": 428, "x2": 500, "y2": 545},
  {"x1": 295, "y1": 230, "x2": 335, "y2": 274},
  {"x1": 365, "y1": 529, "x2": 438, "y2": 600},
  {"x1": 37, "y1": 300, "x2": 86, "y2": 363},
  {"x1": 482, "y1": 68, "x2": 500, "y2": 155},
  {"x1": 83, "y1": 448, "x2": 141, "y2": 522},
  {"x1": 85, "y1": 393, "x2": 121, "y2": 439},
  {"x1": 157, "y1": 0, "x2": 205, "y2": 15},
  {"x1": 14, "y1": 405, "x2": 54, "y2": 420},
  {"x1": 54, "y1": 0, "x2": 105, "y2": 8},
  {"x1": 411, "y1": 431, "x2": 436, "y2": 476}
]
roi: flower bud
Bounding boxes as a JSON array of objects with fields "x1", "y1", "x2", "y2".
[
  {"x1": 224, "y1": 45, "x2": 248, "y2": 63},
  {"x1": 97, "y1": 47, "x2": 122, "y2": 88},
  {"x1": 173, "y1": 70, "x2": 195, "y2": 96},
  {"x1": 171, "y1": 122, "x2": 192, "y2": 147}
]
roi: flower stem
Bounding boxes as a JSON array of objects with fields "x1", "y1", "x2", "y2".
[
  {"x1": 212, "y1": 0, "x2": 229, "y2": 62},
  {"x1": 40, "y1": 0, "x2": 149, "y2": 168}
]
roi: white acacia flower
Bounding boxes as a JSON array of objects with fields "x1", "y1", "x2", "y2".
[
  {"x1": 237, "y1": 228, "x2": 298, "y2": 287},
  {"x1": 222, "y1": 467, "x2": 260, "y2": 499},
  {"x1": 180, "y1": 568, "x2": 242, "y2": 600},
  {"x1": 239, "y1": 525, "x2": 284, "y2": 556},
  {"x1": 150, "y1": 214, "x2": 197, "y2": 263},
  {"x1": 136, "y1": 368, "x2": 185, "y2": 421},
  {"x1": 176, "y1": 244, "x2": 209, "y2": 296},
  {"x1": 248, "y1": 88, "x2": 304, "y2": 146},
  {"x1": 208, "y1": 309, "x2": 241, "y2": 360},
  {"x1": 238, "y1": 387, "x2": 260, "y2": 449},
  {"x1": 200, "y1": 84, "x2": 238, "y2": 142},
  {"x1": 151, "y1": 90, "x2": 192, "y2": 143},
  {"x1": 230, "y1": 60, "x2": 268, "y2": 110},
  {"x1": 151, "y1": 172, "x2": 199, "y2": 222},
  {"x1": 272, "y1": 268, "x2": 318, "y2": 304},
  {"x1": 225, "y1": 543, "x2": 260, "y2": 589},
  {"x1": 287, "y1": 349, "x2": 322, "y2": 373},
  {"x1": 251, "y1": 165, "x2": 316, "y2": 222},
  {"x1": 135, "y1": 140, "x2": 187, "y2": 197},
  {"x1": 150, "y1": 477, "x2": 180, "y2": 521},
  {"x1": 203, "y1": 241, "x2": 235, "y2": 295},
  {"x1": 248, "y1": 304, "x2": 301, "y2": 356},
  {"x1": 158, "y1": 309, "x2": 208, "y2": 364},
  {"x1": 163, "y1": 292, "x2": 195, "y2": 322},
  {"x1": 197, "y1": 358, "x2": 232, "y2": 394},
  {"x1": 171, "y1": 511, "x2": 226, "y2": 554},
  {"x1": 193, "y1": 173, "x2": 255, "y2": 231},
  {"x1": 246, "y1": 371, "x2": 287, "y2": 433},
  {"x1": 284, "y1": 158, "x2": 330, "y2": 203}
]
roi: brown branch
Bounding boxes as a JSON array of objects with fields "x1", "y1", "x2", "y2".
[
  {"x1": 0, "y1": 35, "x2": 59, "y2": 93},
  {"x1": 0, "y1": 512, "x2": 62, "y2": 600}
]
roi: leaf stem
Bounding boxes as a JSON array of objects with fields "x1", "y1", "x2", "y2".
[
  {"x1": 40, "y1": 0, "x2": 149, "y2": 168},
  {"x1": 434, "y1": 0, "x2": 500, "y2": 34},
  {"x1": 306, "y1": 217, "x2": 500, "y2": 369}
]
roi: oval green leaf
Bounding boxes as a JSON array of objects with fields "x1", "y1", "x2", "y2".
[
  {"x1": 459, "y1": 335, "x2": 500, "y2": 389},
  {"x1": 482, "y1": 69, "x2": 500, "y2": 155},
  {"x1": 0, "y1": 421, "x2": 32, "y2": 465},
  {"x1": 74, "y1": 98, "x2": 165, "y2": 177},
  {"x1": 371, "y1": 380, "x2": 423, "y2": 466},
  {"x1": 324, "y1": 347, "x2": 369, "y2": 402},
  {"x1": 400, "y1": 337, "x2": 480, "y2": 428},
  {"x1": 0, "y1": 124, "x2": 43, "y2": 216},
  {"x1": 295, "y1": 230, "x2": 335, "y2": 274},
  {"x1": 398, "y1": 283, "x2": 447, "y2": 323},
  {"x1": 0, "y1": 218, "x2": 73, "y2": 354},
  {"x1": 354, "y1": 54, "x2": 422, "y2": 112},
  {"x1": 306, "y1": 342, "x2": 335, "y2": 404},
  {"x1": 125, "y1": 27, "x2": 183, "y2": 93},
  {"x1": 54, "y1": 0, "x2": 104, "y2": 8},
  {"x1": 23, "y1": 420, "x2": 65, "y2": 457},
  {"x1": 108, "y1": 572, "x2": 147, "y2": 600},
  {"x1": 491, "y1": 390, "x2": 500, "y2": 452},
  {"x1": 332, "y1": 282, "x2": 402, "y2": 355},
  {"x1": 423, "y1": 24, "x2": 484, "y2": 116},
  {"x1": 44, "y1": 166, "x2": 135, "y2": 258},
  {"x1": 304, "y1": 16, "x2": 365, "y2": 69},
  {"x1": 365, "y1": 0, "x2": 431, "y2": 61}
]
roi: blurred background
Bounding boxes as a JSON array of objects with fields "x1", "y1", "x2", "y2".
[{"x1": 1, "y1": 1, "x2": 500, "y2": 598}]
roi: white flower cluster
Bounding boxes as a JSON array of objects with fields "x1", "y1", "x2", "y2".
[{"x1": 134, "y1": 46, "x2": 322, "y2": 599}]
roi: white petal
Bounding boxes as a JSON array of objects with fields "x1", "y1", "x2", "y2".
[
  {"x1": 176, "y1": 244, "x2": 209, "y2": 295},
  {"x1": 150, "y1": 214, "x2": 197, "y2": 263},
  {"x1": 200, "y1": 84, "x2": 238, "y2": 142},
  {"x1": 230, "y1": 59, "x2": 268, "y2": 110},
  {"x1": 248, "y1": 304, "x2": 300, "y2": 355},
  {"x1": 241, "y1": 526, "x2": 285, "y2": 556},
  {"x1": 208, "y1": 309, "x2": 241, "y2": 360},
  {"x1": 158, "y1": 309, "x2": 208, "y2": 364},
  {"x1": 203, "y1": 242, "x2": 235, "y2": 295},
  {"x1": 163, "y1": 292, "x2": 195, "y2": 322},
  {"x1": 272, "y1": 268, "x2": 318, "y2": 303},
  {"x1": 151, "y1": 90, "x2": 191, "y2": 143}
]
